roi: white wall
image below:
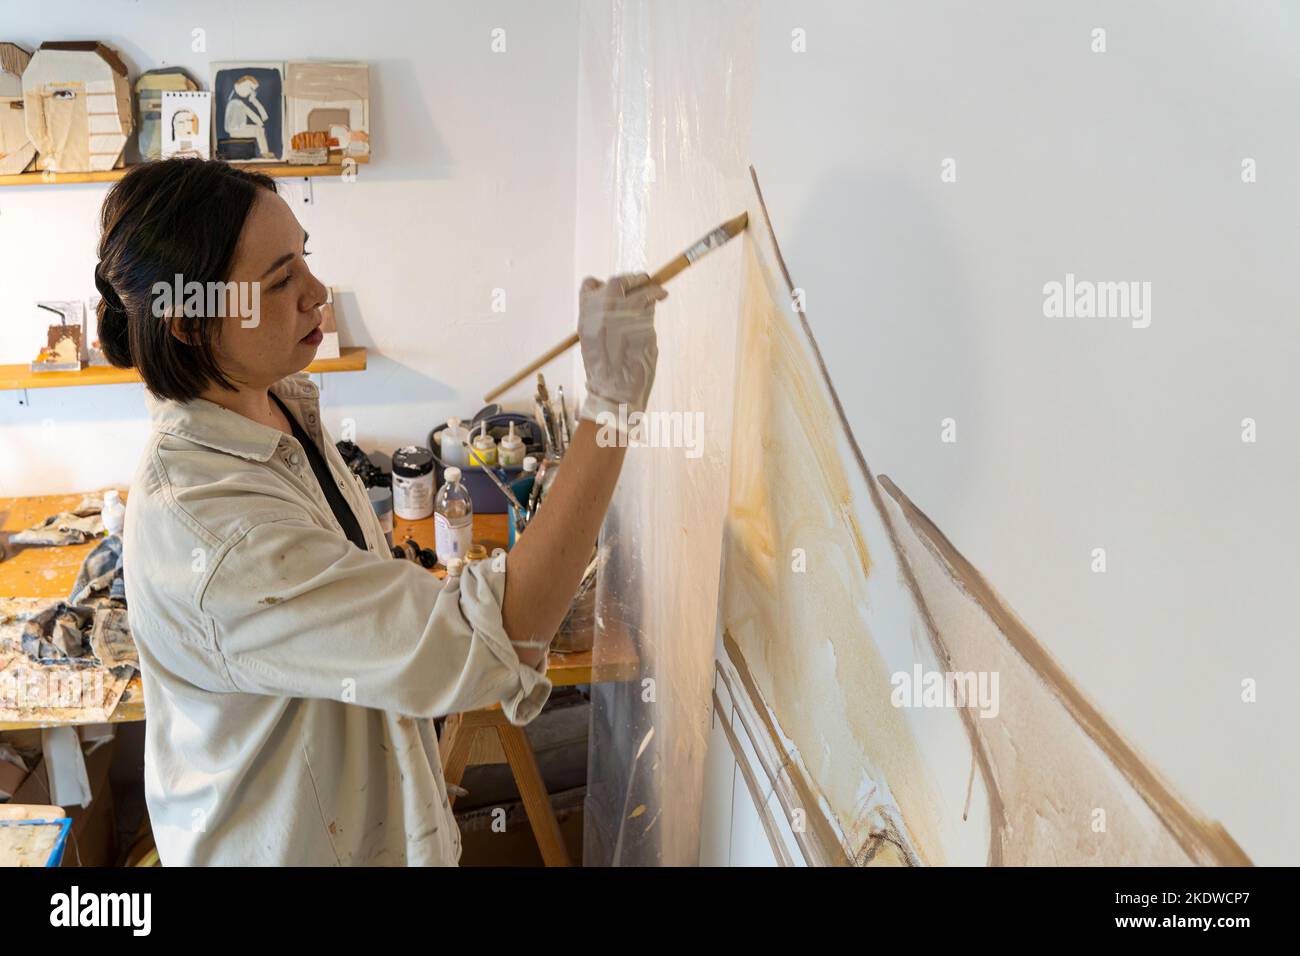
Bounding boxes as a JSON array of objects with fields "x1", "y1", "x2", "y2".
[
  {"x1": 744, "y1": 0, "x2": 1299, "y2": 863},
  {"x1": 1, "y1": 0, "x2": 579, "y2": 498}
]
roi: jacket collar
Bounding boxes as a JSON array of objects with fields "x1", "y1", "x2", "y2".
[{"x1": 146, "y1": 373, "x2": 320, "y2": 463}]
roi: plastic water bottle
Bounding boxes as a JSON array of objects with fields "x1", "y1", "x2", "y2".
[
  {"x1": 434, "y1": 466, "x2": 473, "y2": 566},
  {"x1": 101, "y1": 489, "x2": 125, "y2": 536}
]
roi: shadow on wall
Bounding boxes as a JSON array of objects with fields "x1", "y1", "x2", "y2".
[{"x1": 359, "y1": 58, "x2": 453, "y2": 183}]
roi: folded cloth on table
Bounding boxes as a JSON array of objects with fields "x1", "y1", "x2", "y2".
[
  {"x1": 16, "y1": 536, "x2": 134, "y2": 666},
  {"x1": 21, "y1": 603, "x2": 94, "y2": 661},
  {"x1": 68, "y1": 535, "x2": 124, "y2": 606},
  {"x1": 72, "y1": 491, "x2": 107, "y2": 517},
  {"x1": 89, "y1": 607, "x2": 136, "y2": 669},
  {"x1": 10, "y1": 512, "x2": 104, "y2": 546}
]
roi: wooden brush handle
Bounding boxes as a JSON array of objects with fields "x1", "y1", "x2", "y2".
[
  {"x1": 483, "y1": 212, "x2": 746, "y2": 403},
  {"x1": 484, "y1": 333, "x2": 579, "y2": 403}
]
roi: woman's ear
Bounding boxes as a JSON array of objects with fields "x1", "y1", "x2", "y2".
[{"x1": 166, "y1": 314, "x2": 200, "y2": 348}]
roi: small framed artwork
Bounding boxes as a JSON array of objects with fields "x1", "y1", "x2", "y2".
[
  {"x1": 161, "y1": 90, "x2": 211, "y2": 159},
  {"x1": 285, "y1": 62, "x2": 370, "y2": 164},
  {"x1": 211, "y1": 62, "x2": 284, "y2": 162}
]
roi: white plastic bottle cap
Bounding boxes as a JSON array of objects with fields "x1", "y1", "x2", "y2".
[
  {"x1": 522, "y1": 456, "x2": 538, "y2": 473},
  {"x1": 104, "y1": 490, "x2": 121, "y2": 505},
  {"x1": 447, "y1": 558, "x2": 464, "y2": 576},
  {"x1": 444, "y1": 466, "x2": 462, "y2": 483},
  {"x1": 447, "y1": 417, "x2": 461, "y2": 429}
]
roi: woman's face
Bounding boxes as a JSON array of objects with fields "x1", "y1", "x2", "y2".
[{"x1": 214, "y1": 190, "x2": 328, "y2": 389}]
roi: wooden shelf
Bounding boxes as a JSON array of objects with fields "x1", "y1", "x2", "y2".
[
  {"x1": 0, "y1": 156, "x2": 368, "y2": 188},
  {"x1": 0, "y1": 346, "x2": 367, "y2": 391}
]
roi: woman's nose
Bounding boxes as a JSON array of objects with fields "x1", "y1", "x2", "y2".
[{"x1": 302, "y1": 270, "x2": 329, "y2": 313}]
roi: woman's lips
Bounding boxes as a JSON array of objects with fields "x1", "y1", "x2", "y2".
[{"x1": 300, "y1": 326, "x2": 323, "y2": 346}]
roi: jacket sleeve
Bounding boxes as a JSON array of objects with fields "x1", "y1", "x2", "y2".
[{"x1": 199, "y1": 514, "x2": 551, "y2": 725}]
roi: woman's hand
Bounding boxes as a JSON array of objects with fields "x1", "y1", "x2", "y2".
[{"x1": 577, "y1": 273, "x2": 667, "y2": 424}]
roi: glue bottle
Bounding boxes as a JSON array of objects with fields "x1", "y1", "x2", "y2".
[
  {"x1": 434, "y1": 466, "x2": 474, "y2": 566},
  {"x1": 440, "y1": 417, "x2": 470, "y2": 468},
  {"x1": 498, "y1": 421, "x2": 524, "y2": 468},
  {"x1": 469, "y1": 422, "x2": 498, "y2": 468}
]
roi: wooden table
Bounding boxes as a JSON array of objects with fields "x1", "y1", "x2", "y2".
[
  {"x1": 3, "y1": 493, "x2": 640, "y2": 865},
  {"x1": 0, "y1": 491, "x2": 146, "y2": 728}
]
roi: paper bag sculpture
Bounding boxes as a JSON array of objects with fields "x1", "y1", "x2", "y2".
[
  {"x1": 23, "y1": 42, "x2": 132, "y2": 173},
  {"x1": 134, "y1": 67, "x2": 197, "y2": 161},
  {"x1": 212, "y1": 62, "x2": 284, "y2": 162},
  {"x1": 285, "y1": 61, "x2": 369, "y2": 164},
  {"x1": 31, "y1": 301, "x2": 85, "y2": 373},
  {"x1": 0, "y1": 43, "x2": 36, "y2": 175},
  {"x1": 85, "y1": 295, "x2": 110, "y2": 366}
]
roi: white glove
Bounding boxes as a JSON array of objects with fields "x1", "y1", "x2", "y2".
[{"x1": 577, "y1": 272, "x2": 667, "y2": 425}]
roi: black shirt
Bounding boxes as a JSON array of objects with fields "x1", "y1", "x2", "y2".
[{"x1": 271, "y1": 393, "x2": 368, "y2": 552}]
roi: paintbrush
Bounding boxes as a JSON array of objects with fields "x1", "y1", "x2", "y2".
[
  {"x1": 527, "y1": 456, "x2": 550, "y2": 517},
  {"x1": 483, "y1": 211, "x2": 750, "y2": 402},
  {"x1": 556, "y1": 386, "x2": 571, "y2": 450}
]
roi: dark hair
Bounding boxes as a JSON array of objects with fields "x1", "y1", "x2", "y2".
[{"x1": 94, "y1": 159, "x2": 277, "y2": 402}]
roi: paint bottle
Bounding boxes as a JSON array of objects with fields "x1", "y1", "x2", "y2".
[
  {"x1": 434, "y1": 466, "x2": 474, "y2": 566},
  {"x1": 468, "y1": 422, "x2": 498, "y2": 468},
  {"x1": 440, "y1": 417, "x2": 470, "y2": 468},
  {"x1": 507, "y1": 457, "x2": 539, "y2": 548},
  {"x1": 509, "y1": 456, "x2": 538, "y2": 506},
  {"x1": 101, "y1": 490, "x2": 125, "y2": 536},
  {"x1": 392, "y1": 446, "x2": 435, "y2": 520},
  {"x1": 498, "y1": 421, "x2": 524, "y2": 468}
]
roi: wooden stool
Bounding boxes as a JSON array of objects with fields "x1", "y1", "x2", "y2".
[{"x1": 439, "y1": 707, "x2": 571, "y2": 867}]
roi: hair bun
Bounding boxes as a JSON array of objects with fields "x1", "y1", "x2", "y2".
[{"x1": 94, "y1": 264, "x2": 134, "y2": 369}]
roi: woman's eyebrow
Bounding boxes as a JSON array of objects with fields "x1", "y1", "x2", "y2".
[
  {"x1": 259, "y1": 234, "x2": 308, "y2": 279},
  {"x1": 260, "y1": 253, "x2": 294, "y2": 279}
]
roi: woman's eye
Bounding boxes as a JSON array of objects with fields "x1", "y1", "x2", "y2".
[{"x1": 271, "y1": 274, "x2": 291, "y2": 291}]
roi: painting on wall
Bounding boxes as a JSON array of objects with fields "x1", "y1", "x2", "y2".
[
  {"x1": 707, "y1": 169, "x2": 1250, "y2": 867},
  {"x1": 211, "y1": 62, "x2": 284, "y2": 162},
  {"x1": 22, "y1": 41, "x2": 132, "y2": 173},
  {"x1": 134, "y1": 67, "x2": 197, "y2": 161},
  {"x1": 284, "y1": 61, "x2": 369, "y2": 164},
  {"x1": 0, "y1": 43, "x2": 36, "y2": 175}
]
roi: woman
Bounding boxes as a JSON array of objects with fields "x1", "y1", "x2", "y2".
[{"x1": 94, "y1": 158, "x2": 664, "y2": 865}]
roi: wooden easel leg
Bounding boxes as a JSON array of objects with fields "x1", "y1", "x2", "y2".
[
  {"x1": 495, "y1": 723, "x2": 571, "y2": 867},
  {"x1": 439, "y1": 712, "x2": 476, "y2": 809}
]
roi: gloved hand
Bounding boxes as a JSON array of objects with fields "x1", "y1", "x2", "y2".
[{"x1": 577, "y1": 272, "x2": 667, "y2": 425}]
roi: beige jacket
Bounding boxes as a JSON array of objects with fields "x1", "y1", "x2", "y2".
[{"x1": 122, "y1": 373, "x2": 551, "y2": 865}]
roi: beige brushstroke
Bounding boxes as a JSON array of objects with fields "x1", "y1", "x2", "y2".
[
  {"x1": 718, "y1": 169, "x2": 999, "y2": 865},
  {"x1": 719, "y1": 166, "x2": 1248, "y2": 866},
  {"x1": 878, "y1": 475, "x2": 1251, "y2": 866}
]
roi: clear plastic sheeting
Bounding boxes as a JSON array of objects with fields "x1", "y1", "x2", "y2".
[{"x1": 575, "y1": 0, "x2": 757, "y2": 865}]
